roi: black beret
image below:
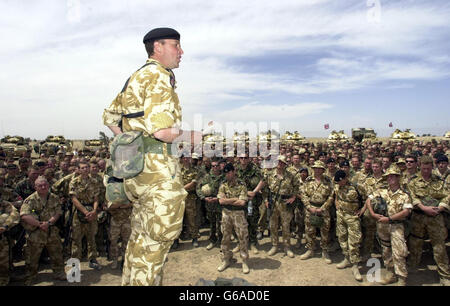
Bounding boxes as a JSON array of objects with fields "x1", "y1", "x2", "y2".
[
  {"x1": 143, "y1": 27, "x2": 180, "y2": 43},
  {"x1": 334, "y1": 170, "x2": 347, "y2": 182},
  {"x1": 223, "y1": 163, "x2": 235, "y2": 173},
  {"x1": 299, "y1": 167, "x2": 309, "y2": 174},
  {"x1": 436, "y1": 155, "x2": 448, "y2": 163},
  {"x1": 326, "y1": 157, "x2": 336, "y2": 164},
  {"x1": 340, "y1": 160, "x2": 350, "y2": 168},
  {"x1": 318, "y1": 151, "x2": 327, "y2": 157},
  {"x1": 6, "y1": 163, "x2": 17, "y2": 169}
]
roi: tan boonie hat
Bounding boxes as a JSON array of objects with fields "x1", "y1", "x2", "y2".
[
  {"x1": 277, "y1": 155, "x2": 288, "y2": 165},
  {"x1": 191, "y1": 153, "x2": 200, "y2": 160},
  {"x1": 383, "y1": 165, "x2": 402, "y2": 177},
  {"x1": 298, "y1": 148, "x2": 306, "y2": 155},
  {"x1": 396, "y1": 158, "x2": 406, "y2": 165},
  {"x1": 311, "y1": 161, "x2": 326, "y2": 170}
]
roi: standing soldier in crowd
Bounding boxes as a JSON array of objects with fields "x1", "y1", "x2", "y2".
[
  {"x1": 178, "y1": 154, "x2": 200, "y2": 248},
  {"x1": 69, "y1": 162, "x2": 102, "y2": 270},
  {"x1": 107, "y1": 200, "x2": 132, "y2": 270},
  {"x1": 90, "y1": 161, "x2": 108, "y2": 257},
  {"x1": 433, "y1": 155, "x2": 449, "y2": 180},
  {"x1": 367, "y1": 165, "x2": 412, "y2": 286},
  {"x1": 353, "y1": 157, "x2": 373, "y2": 185},
  {"x1": 300, "y1": 161, "x2": 334, "y2": 264},
  {"x1": 20, "y1": 176, "x2": 66, "y2": 285},
  {"x1": 333, "y1": 170, "x2": 365, "y2": 281},
  {"x1": 287, "y1": 154, "x2": 306, "y2": 247},
  {"x1": 258, "y1": 156, "x2": 298, "y2": 258},
  {"x1": 0, "y1": 199, "x2": 20, "y2": 286},
  {"x1": 237, "y1": 152, "x2": 263, "y2": 255},
  {"x1": 217, "y1": 163, "x2": 250, "y2": 274},
  {"x1": 407, "y1": 155, "x2": 450, "y2": 286},
  {"x1": 196, "y1": 158, "x2": 225, "y2": 250}
]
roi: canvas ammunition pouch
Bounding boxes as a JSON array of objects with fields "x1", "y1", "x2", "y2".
[
  {"x1": 421, "y1": 196, "x2": 439, "y2": 208},
  {"x1": 105, "y1": 176, "x2": 131, "y2": 205},
  {"x1": 310, "y1": 213, "x2": 324, "y2": 227},
  {"x1": 372, "y1": 196, "x2": 388, "y2": 217},
  {"x1": 77, "y1": 204, "x2": 94, "y2": 224}
]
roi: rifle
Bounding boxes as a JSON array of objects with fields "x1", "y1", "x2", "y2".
[
  {"x1": 63, "y1": 202, "x2": 75, "y2": 253},
  {"x1": 267, "y1": 177, "x2": 285, "y2": 222}
]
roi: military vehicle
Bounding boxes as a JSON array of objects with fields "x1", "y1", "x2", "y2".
[
  {"x1": 0, "y1": 135, "x2": 31, "y2": 158},
  {"x1": 390, "y1": 129, "x2": 416, "y2": 142},
  {"x1": 35, "y1": 135, "x2": 72, "y2": 155},
  {"x1": 351, "y1": 128, "x2": 377, "y2": 143},
  {"x1": 281, "y1": 131, "x2": 305, "y2": 144},
  {"x1": 84, "y1": 139, "x2": 104, "y2": 152},
  {"x1": 327, "y1": 130, "x2": 349, "y2": 143},
  {"x1": 445, "y1": 131, "x2": 450, "y2": 139}
]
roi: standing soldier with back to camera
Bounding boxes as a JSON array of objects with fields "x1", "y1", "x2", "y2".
[
  {"x1": 407, "y1": 155, "x2": 450, "y2": 286},
  {"x1": 103, "y1": 27, "x2": 202, "y2": 286}
]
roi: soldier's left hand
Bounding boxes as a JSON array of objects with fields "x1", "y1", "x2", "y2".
[
  {"x1": 39, "y1": 222, "x2": 49, "y2": 232},
  {"x1": 355, "y1": 210, "x2": 363, "y2": 217},
  {"x1": 378, "y1": 217, "x2": 389, "y2": 224}
]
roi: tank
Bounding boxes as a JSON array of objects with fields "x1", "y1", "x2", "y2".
[
  {"x1": 281, "y1": 131, "x2": 305, "y2": 144},
  {"x1": 0, "y1": 135, "x2": 31, "y2": 158},
  {"x1": 390, "y1": 129, "x2": 416, "y2": 142},
  {"x1": 327, "y1": 130, "x2": 349, "y2": 142},
  {"x1": 352, "y1": 128, "x2": 377, "y2": 142}
]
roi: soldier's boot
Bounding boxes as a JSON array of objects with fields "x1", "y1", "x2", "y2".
[
  {"x1": 232, "y1": 245, "x2": 240, "y2": 253},
  {"x1": 217, "y1": 259, "x2": 231, "y2": 272},
  {"x1": 322, "y1": 251, "x2": 332, "y2": 264},
  {"x1": 111, "y1": 259, "x2": 118, "y2": 269},
  {"x1": 336, "y1": 257, "x2": 351, "y2": 269},
  {"x1": 171, "y1": 239, "x2": 179, "y2": 250},
  {"x1": 250, "y1": 243, "x2": 259, "y2": 255},
  {"x1": 352, "y1": 265, "x2": 363, "y2": 282},
  {"x1": 267, "y1": 246, "x2": 278, "y2": 256},
  {"x1": 192, "y1": 238, "x2": 199, "y2": 248},
  {"x1": 397, "y1": 276, "x2": 407, "y2": 286},
  {"x1": 242, "y1": 260, "x2": 250, "y2": 274},
  {"x1": 285, "y1": 247, "x2": 294, "y2": 258},
  {"x1": 256, "y1": 231, "x2": 263, "y2": 240},
  {"x1": 300, "y1": 250, "x2": 313, "y2": 260},
  {"x1": 206, "y1": 242, "x2": 215, "y2": 250},
  {"x1": 440, "y1": 278, "x2": 450, "y2": 286},
  {"x1": 89, "y1": 259, "x2": 102, "y2": 271},
  {"x1": 379, "y1": 271, "x2": 398, "y2": 285}
]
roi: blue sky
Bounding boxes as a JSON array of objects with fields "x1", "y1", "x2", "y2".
[{"x1": 1, "y1": 0, "x2": 449, "y2": 140}]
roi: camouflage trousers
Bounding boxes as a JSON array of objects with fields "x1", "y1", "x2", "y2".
[
  {"x1": 304, "y1": 208, "x2": 331, "y2": 251},
  {"x1": 293, "y1": 205, "x2": 305, "y2": 239},
  {"x1": 269, "y1": 200, "x2": 294, "y2": 248},
  {"x1": 0, "y1": 236, "x2": 9, "y2": 285},
  {"x1": 183, "y1": 194, "x2": 199, "y2": 239},
  {"x1": 257, "y1": 202, "x2": 268, "y2": 233},
  {"x1": 221, "y1": 209, "x2": 249, "y2": 262},
  {"x1": 71, "y1": 214, "x2": 98, "y2": 261},
  {"x1": 361, "y1": 209, "x2": 377, "y2": 255},
  {"x1": 409, "y1": 212, "x2": 450, "y2": 279},
  {"x1": 377, "y1": 222, "x2": 408, "y2": 278},
  {"x1": 247, "y1": 202, "x2": 261, "y2": 244},
  {"x1": 336, "y1": 210, "x2": 362, "y2": 264},
  {"x1": 25, "y1": 228, "x2": 64, "y2": 280},
  {"x1": 109, "y1": 212, "x2": 132, "y2": 260},
  {"x1": 206, "y1": 202, "x2": 222, "y2": 244}
]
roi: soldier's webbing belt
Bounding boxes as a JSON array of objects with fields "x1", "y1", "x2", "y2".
[{"x1": 142, "y1": 136, "x2": 173, "y2": 155}]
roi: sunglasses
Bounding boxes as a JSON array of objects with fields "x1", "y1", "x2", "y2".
[
  {"x1": 211, "y1": 165, "x2": 220, "y2": 167},
  {"x1": 406, "y1": 160, "x2": 415, "y2": 163}
]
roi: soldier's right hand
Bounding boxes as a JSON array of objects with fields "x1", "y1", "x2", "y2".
[
  {"x1": 422, "y1": 206, "x2": 439, "y2": 217},
  {"x1": 264, "y1": 201, "x2": 269, "y2": 208}
]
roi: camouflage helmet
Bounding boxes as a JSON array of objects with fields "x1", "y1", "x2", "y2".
[
  {"x1": 201, "y1": 184, "x2": 212, "y2": 196},
  {"x1": 97, "y1": 210, "x2": 108, "y2": 224},
  {"x1": 383, "y1": 165, "x2": 402, "y2": 177}
]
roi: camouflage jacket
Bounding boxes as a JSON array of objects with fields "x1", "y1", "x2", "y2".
[
  {"x1": 4, "y1": 174, "x2": 21, "y2": 189},
  {"x1": 0, "y1": 186, "x2": 21, "y2": 202},
  {"x1": 91, "y1": 173, "x2": 106, "y2": 206},
  {"x1": 352, "y1": 169, "x2": 372, "y2": 185},
  {"x1": 407, "y1": 173, "x2": 450, "y2": 211},
  {"x1": 236, "y1": 163, "x2": 262, "y2": 192},
  {"x1": 51, "y1": 173, "x2": 77, "y2": 199},
  {"x1": 333, "y1": 182, "x2": 366, "y2": 213},
  {"x1": 108, "y1": 206, "x2": 132, "y2": 221},
  {"x1": 300, "y1": 175, "x2": 334, "y2": 210},
  {"x1": 0, "y1": 201, "x2": 20, "y2": 229},
  {"x1": 14, "y1": 178, "x2": 35, "y2": 201},
  {"x1": 432, "y1": 168, "x2": 450, "y2": 181},
  {"x1": 262, "y1": 169, "x2": 299, "y2": 204},
  {"x1": 364, "y1": 174, "x2": 388, "y2": 200},
  {"x1": 181, "y1": 164, "x2": 198, "y2": 194},
  {"x1": 69, "y1": 175, "x2": 100, "y2": 206},
  {"x1": 217, "y1": 179, "x2": 248, "y2": 211},
  {"x1": 370, "y1": 188, "x2": 413, "y2": 217},
  {"x1": 196, "y1": 172, "x2": 225, "y2": 200}
]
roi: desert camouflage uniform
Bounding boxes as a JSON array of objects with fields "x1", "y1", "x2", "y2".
[
  {"x1": 263, "y1": 169, "x2": 299, "y2": 249},
  {"x1": 181, "y1": 163, "x2": 199, "y2": 239},
  {"x1": 286, "y1": 165, "x2": 305, "y2": 242},
  {"x1": 4, "y1": 174, "x2": 21, "y2": 189},
  {"x1": 15, "y1": 178, "x2": 35, "y2": 202},
  {"x1": 370, "y1": 188, "x2": 412, "y2": 278},
  {"x1": 352, "y1": 169, "x2": 372, "y2": 185},
  {"x1": 0, "y1": 201, "x2": 19, "y2": 286},
  {"x1": 69, "y1": 175, "x2": 99, "y2": 261},
  {"x1": 301, "y1": 175, "x2": 334, "y2": 251},
  {"x1": 407, "y1": 173, "x2": 450, "y2": 280},
  {"x1": 361, "y1": 175, "x2": 387, "y2": 256},
  {"x1": 20, "y1": 192, "x2": 64, "y2": 281},
  {"x1": 217, "y1": 180, "x2": 249, "y2": 262},
  {"x1": 108, "y1": 205, "x2": 132, "y2": 262},
  {"x1": 196, "y1": 172, "x2": 225, "y2": 244},
  {"x1": 103, "y1": 58, "x2": 187, "y2": 286},
  {"x1": 91, "y1": 173, "x2": 108, "y2": 255},
  {"x1": 236, "y1": 162, "x2": 262, "y2": 245},
  {"x1": 334, "y1": 182, "x2": 366, "y2": 264}
]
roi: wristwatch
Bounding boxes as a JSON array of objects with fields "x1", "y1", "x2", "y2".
[
  {"x1": 388, "y1": 217, "x2": 392, "y2": 223},
  {"x1": 47, "y1": 221, "x2": 53, "y2": 226}
]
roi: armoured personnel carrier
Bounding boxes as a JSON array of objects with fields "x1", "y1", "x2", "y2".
[{"x1": 352, "y1": 128, "x2": 377, "y2": 142}]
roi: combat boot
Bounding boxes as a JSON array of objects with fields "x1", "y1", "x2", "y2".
[
  {"x1": 192, "y1": 238, "x2": 199, "y2": 248},
  {"x1": 250, "y1": 243, "x2": 259, "y2": 255},
  {"x1": 285, "y1": 247, "x2": 294, "y2": 258},
  {"x1": 111, "y1": 259, "x2": 118, "y2": 269},
  {"x1": 379, "y1": 271, "x2": 398, "y2": 285},
  {"x1": 206, "y1": 242, "x2": 215, "y2": 250},
  {"x1": 397, "y1": 276, "x2": 407, "y2": 286},
  {"x1": 336, "y1": 257, "x2": 351, "y2": 269},
  {"x1": 232, "y1": 245, "x2": 240, "y2": 253},
  {"x1": 352, "y1": 265, "x2": 362, "y2": 282},
  {"x1": 440, "y1": 278, "x2": 450, "y2": 286},
  {"x1": 171, "y1": 239, "x2": 179, "y2": 250},
  {"x1": 322, "y1": 251, "x2": 332, "y2": 264},
  {"x1": 242, "y1": 260, "x2": 250, "y2": 274},
  {"x1": 300, "y1": 250, "x2": 313, "y2": 260},
  {"x1": 267, "y1": 246, "x2": 278, "y2": 256},
  {"x1": 217, "y1": 259, "x2": 231, "y2": 272}
]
